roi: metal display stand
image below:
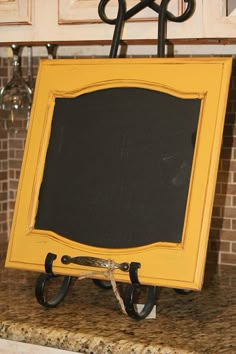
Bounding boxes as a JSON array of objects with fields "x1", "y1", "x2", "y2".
[{"x1": 35, "y1": 0, "x2": 195, "y2": 320}]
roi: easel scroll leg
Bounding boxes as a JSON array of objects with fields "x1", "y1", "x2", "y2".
[{"x1": 35, "y1": 253, "x2": 72, "y2": 308}]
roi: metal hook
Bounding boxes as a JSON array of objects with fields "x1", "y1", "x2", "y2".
[
  {"x1": 44, "y1": 252, "x2": 57, "y2": 277},
  {"x1": 35, "y1": 252, "x2": 72, "y2": 308},
  {"x1": 123, "y1": 262, "x2": 159, "y2": 320},
  {"x1": 128, "y1": 262, "x2": 141, "y2": 285},
  {"x1": 123, "y1": 283, "x2": 159, "y2": 320},
  {"x1": 35, "y1": 273, "x2": 72, "y2": 308}
]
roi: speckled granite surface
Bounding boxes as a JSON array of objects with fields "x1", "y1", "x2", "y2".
[{"x1": 0, "y1": 246, "x2": 235, "y2": 354}]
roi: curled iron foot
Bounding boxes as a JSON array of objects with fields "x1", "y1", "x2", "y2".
[
  {"x1": 35, "y1": 273, "x2": 72, "y2": 308},
  {"x1": 93, "y1": 279, "x2": 112, "y2": 289},
  {"x1": 174, "y1": 288, "x2": 193, "y2": 295},
  {"x1": 123, "y1": 284, "x2": 159, "y2": 320}
]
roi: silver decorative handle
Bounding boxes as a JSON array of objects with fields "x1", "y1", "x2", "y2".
[{"x1": 61, "y1": 255, "x2": 129, "y2": 272}]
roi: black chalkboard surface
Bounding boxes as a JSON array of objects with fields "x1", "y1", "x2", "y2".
[{"x1": 35, "y1": 87, "x2": 200, "y2": 248}]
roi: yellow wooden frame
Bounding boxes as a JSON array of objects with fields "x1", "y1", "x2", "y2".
[{"x1": 5, "y1": 58, "x2": 232, "y2": 290}]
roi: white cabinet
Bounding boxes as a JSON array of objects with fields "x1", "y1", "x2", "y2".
[
  {"x1": 0, "y1": 0, "x2": 202, "y2": 43},
  {"x1": 2, "y1": 1, "x2": 236, "y2": 46},
  {"x1": 203, "y1": 0, "x2": 236, "y2": 38},
  {"x1": 58, "y1": 0, "x2": 181, "y2": 24},
  {"x1": 58, "y1": 0, "x2": 202, "y2": 40},
  {"x1": 0, "y1": 0, "x2": 31, "y2": 25}
]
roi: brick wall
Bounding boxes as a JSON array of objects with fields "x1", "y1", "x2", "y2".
[
  {"x1": 0, "y1": 54, "x2": 235, "y2": 266},
  {"x1": 0, "y1": 124, "x2": 7, "y2": 250},
  {"x1": 0, "y1": 57, "x2": 9, "y2": 252},
  {"x1": 208, "y1": 60, "x2": 236, "y2": 266}
]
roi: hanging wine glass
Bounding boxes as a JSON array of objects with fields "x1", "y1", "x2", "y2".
[
  {"x1": 45, "y1": 43, "x2": 58, "y2": 59},
  {"x1": 26, "y1": 46, "x2": 34, "y2": 94},
  {"x1": 0, "y1": 44, "x2": 32, "y2": 134}
]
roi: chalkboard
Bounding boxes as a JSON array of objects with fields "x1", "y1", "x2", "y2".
[{"x1": 35, "y1": 87, "x2": 200, "y2": 248}]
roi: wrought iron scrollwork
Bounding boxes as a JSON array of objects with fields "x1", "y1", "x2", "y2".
[
  {"x1": 123, "y1": 284, "x2": 159, "y2": 320},
  {"x1": 123, "y1": 262, "x2": 159, "y2": 320},
  {"x1": 60, "y1": 256, "x2": 159, "y2": 320},
  {"x1": 35, "y1": 253, "x2": 72, "y2": 308},
  {"x1": 35, "y1": 272, "x2": 72, "y2": 308},
  {"x1": 98, "y1": 0, "x2": 195, "y2": 57}
]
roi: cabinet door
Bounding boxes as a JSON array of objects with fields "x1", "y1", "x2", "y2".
[
  {"x1": 58, "y1": 0, "x2": 202, "y2": 39},
  {"x1": 0, "y1": 0, "x2": 32, "y2": 25},
  {"x1": 203, "y1": 0, "x2": 236, "y2": 38},
  {"x1": 6, "y1": 58, "x2": 232, "y2": 290},
  {"x1": 0, "y1": 1, "x2": 202, "y2": 43},
  {"x1": 58, "y1": 0, "x2": 181, "y2": 24}
]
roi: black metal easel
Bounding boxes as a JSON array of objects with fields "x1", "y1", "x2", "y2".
[{"x1": 35, "y1": 0, "x2": 195, "y2": 320}]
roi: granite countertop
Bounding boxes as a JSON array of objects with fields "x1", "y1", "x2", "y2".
[{"x1": 0, "y1": 247, "x2": 235, "y2": 354}]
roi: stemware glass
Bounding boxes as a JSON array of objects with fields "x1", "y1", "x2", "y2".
[
  {"x1": 45, "y1": 43, "x2": 58, "y2": 59},
  {"x1": 26, "y1": 46, "x2": 34, "y2": 93},
  {"x1": 0, "y1": 44, "x2": 32, "y2": 134}
]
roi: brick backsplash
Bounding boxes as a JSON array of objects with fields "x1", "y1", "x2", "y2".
[
  {"x1": 0, "y1": 54, "x2": 235, "y2": 266},
  {"x1": 208, "y1": 60, "x2": 236, "y2": 266},
  {"x1": 0, "y1": 124, "x2": 7, "y2": 246}
]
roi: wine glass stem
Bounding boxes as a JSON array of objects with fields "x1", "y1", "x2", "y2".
[
  {"x1": 45, "y1": 44, "x2": 58, "y2": 59},
  {"x1": 11, "y1": 44, "x2": 22, "y2": 77}
]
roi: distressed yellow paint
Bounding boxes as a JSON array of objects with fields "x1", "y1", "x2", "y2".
[{"x1": 5, "y1": 58, "x2": 232, "y2": 290}]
